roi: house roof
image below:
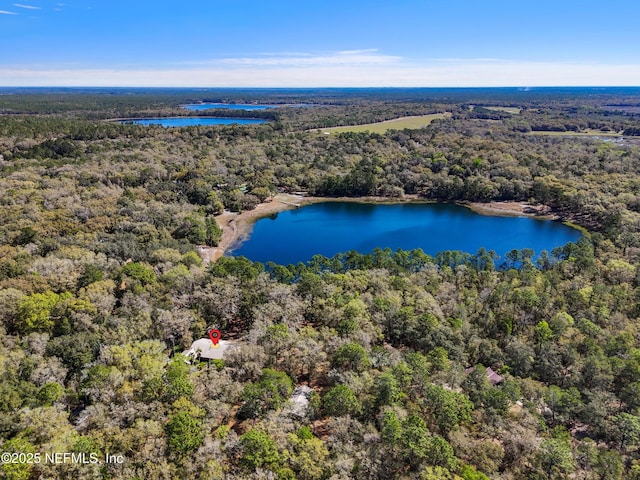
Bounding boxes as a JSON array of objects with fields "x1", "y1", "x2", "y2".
[
  {"x1": 183, "y1": 338, "x2": 233, "y2": 361},
  {"x1": 285, "y1": 385, "x2": 315, "y2": 417},
  {"x1": 464, "y1": 366, "x2": 504, "y2": 385},
  {"x1": 485, "y1": 367, "x2": 504, "y2": 385}
]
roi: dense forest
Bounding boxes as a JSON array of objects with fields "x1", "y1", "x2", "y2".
[{"x1": 0, "y1": 88, "x2": 640, "y2": 479}]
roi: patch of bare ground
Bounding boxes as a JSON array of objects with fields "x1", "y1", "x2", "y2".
[
  {"x1": 464, "y1": 201, "x2": 557, "y2": 219},
  {"x1": 196, "y1": 193, "x2": 304, "y2": 265},
  {"x1": 312, "y1": 418, "x2": 333, "y2": 440}
]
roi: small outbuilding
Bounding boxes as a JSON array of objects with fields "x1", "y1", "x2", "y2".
[
  {"x1": 284, "y1": 385, "x2": 315, "y2": 418},
  {"x1": 464, "y1": 366, "x2": 504, "y2": 386},
  {"x1": 485, "y1": 367, "x2": 504, "y2": 385}
]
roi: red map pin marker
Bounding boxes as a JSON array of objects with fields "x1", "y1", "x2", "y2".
[{"x1": 209, "y1": 329, "x2": 221, "y2": 346}]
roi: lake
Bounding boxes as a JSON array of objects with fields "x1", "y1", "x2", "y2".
[
  {"x1": 229, "y1": 202, "x2": 583, "y2": 265},
  {"x1": 182, "y1": 103, "x2": 278, "y2": 111},
  {"x1": 121, "y1": 117, "x2": 266, "y2": 127}
]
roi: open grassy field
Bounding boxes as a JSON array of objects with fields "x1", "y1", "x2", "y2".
[
  {"x1": 316, "y1": 113, "x2": 449, "y2": 134},
  {"x1": 484, "y1": 106, "x2": 522, "y2": 114}
]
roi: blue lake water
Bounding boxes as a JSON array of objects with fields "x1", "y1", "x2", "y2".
[
  {"x1": 182, "y1": 103, "x2": 278, "y2": 111},
  {"x1": 121, "y1": 117, "x2": 266, "y2": 127},
  {"x1": 230, "y1": 202, "x2": 583, "y2": 265}
]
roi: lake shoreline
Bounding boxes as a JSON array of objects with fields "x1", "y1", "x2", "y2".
[
  {"x1": 463, "y1": 201, "x2": 558, "y2": 219},
  {"x1": 199, "y1": 194, "x2": 429, "y2": 264},
  {"x1": 198, "y1": 193, "x2": 304, "y2": 264},
  {"x1": 198, "y1": 195, "x2": 561, "y2": 264}
]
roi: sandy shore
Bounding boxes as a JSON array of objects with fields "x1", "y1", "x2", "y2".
[
  {"x1": 464, "y1": 201, "x2": 556, "y2": 218},
  {"x1": 196, "y1": 196, "x2": 556, "y2": 264},
  {"x1": 197, "y1": 194, "x2": 427, "y2": 264},
  {"x1": 197, "y1": 193, "x2": 305, "y2": 264}
]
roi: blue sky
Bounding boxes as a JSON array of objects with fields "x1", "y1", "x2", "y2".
[{"x1": 1, "y1": 0, "x2": 639, "y2": 87}]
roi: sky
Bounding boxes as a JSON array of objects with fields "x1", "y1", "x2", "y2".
[{"x1": 1, "y1": 0, "x2": 640, "y2": 87}]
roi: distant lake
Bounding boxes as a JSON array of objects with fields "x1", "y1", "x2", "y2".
[
  {"x1": 121, "y1": 117, "x2": 266, "y2": 127},
  {"x1": 182, "y1": 103, "x2": 278, "y2": 111},
  {"x1": 230, "y1": 202, "x2": 583, "y2": 265}
]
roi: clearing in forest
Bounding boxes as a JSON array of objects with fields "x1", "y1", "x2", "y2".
[
  {"x1": 317, "y1": 113, "x2": 449, "y2": 134},
  {"x1": 484, "y1": 106, "x2": 522, "y2": 114}
]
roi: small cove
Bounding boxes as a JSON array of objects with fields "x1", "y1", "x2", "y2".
[{"x1": 229, "y1": 201, "x2": 583, "y2": 265}]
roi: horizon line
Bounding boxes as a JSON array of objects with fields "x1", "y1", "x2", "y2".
[{"x1": 2, "y1": 85, "x2": 640, "y2": 89}]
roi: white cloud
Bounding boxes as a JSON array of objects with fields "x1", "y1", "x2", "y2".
[
  {"x1": 1, "y1": 59, "x2": 640, "y2": 87},
  {"x1": 12, "y1": 3, "x2": 40, "y2": 9},
  {"x1": 337, "y1": 49, "x2": 379, "y2": 55},
  {"x1": 217, "y1": 50, "x2": 401, "y2": 66},
  {"x1": 0, "y1": 9, "x2": 18, "y2": 14}
]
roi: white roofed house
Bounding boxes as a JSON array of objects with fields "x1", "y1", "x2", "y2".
[{"x1": 182, "y1": 338, "x2": 234, "y2": 363}]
